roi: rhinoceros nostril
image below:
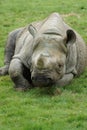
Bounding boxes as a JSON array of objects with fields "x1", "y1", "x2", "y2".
[
  {"x1": 32, "y1": 76, "x2": 37, "y2": 81},
  {"x1": 48, "y1": 78, "x2": 52, "y2": 80}
]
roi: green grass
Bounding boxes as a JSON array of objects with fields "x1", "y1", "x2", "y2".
[{"x1": 0, "y1": 0, "x2": 87, "y2": 130}]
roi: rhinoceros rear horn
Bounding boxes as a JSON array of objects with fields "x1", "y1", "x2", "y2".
[
  {"x1": 28, "y1": 24, "x2": 37, "y2": 37},
  {"x1": 66, "y1": 29, "x2": 76, "y2": 44}
]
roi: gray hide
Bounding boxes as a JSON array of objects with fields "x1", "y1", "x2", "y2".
[{"x1": 0, "y1": 13, "x2": 86, "y2": 90}]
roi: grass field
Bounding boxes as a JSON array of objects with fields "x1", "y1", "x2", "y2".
[{"x1": 0, "y1": 0, "x2": 87, "y2": 130}]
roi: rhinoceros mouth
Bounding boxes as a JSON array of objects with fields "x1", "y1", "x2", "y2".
[{"x1": 31, "y1": 74, "x2": 54, "y2": 87}]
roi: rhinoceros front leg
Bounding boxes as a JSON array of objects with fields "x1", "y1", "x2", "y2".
[
  {"x1": 0, "y1": 28, "x2": 23, "y2": 76},
  {"x1": 56, "y1": 73, "x2": 74, "y2": 87},
  {"x1": 0, "y1": 32, "x2": 15, "y2": 76},
  {"x1": 9, "y1": 59, "x2": 31, "y2": 91}
]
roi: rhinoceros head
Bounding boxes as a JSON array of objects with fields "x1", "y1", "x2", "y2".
[{"x1": 28, "y1": 25, "x2": 76, "y2": 87}]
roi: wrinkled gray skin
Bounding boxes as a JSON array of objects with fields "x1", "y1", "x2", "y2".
[{"x1": 0, "y1": 13, "x2": 86, "y2": 91}]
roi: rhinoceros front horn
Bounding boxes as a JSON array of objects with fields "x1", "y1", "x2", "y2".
[
  {"x1": 37, "y1": 54, "x2": 44, "y2": 69},
  {"x1": 28, "y1": 24, "x2": 37, "y2": 37}
]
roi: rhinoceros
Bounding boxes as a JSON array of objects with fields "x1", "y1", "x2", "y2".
[{"x1": 0, "y1": 13, "x2": 86, "y2": 91}]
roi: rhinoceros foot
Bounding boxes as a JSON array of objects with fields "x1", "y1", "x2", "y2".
[
  {"x1": 0, "y1": 66, "x2": 8, "y2": 76},
  {"x1": 14, "y1": 87, "x2": 30, "y2": 91},
  {"x1": 14, "y1": 83, "x2": 32, "y2": 92}
]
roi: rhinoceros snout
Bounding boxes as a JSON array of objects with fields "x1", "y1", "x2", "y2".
[{"x1": 32, "y1": 75, "x2": 54, "y2": 87}]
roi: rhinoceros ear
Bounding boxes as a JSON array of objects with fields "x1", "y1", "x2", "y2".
[
  {"x1": 28, "y1": 24, "x2": 37, "y2": 37},
  {"x1": 66, "y1": 29, "x2": 76, "y2": 44}
]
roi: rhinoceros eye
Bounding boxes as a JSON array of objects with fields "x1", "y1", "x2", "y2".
[
  {"x1": 57, "y1": 62, "x2": 64, "y2": 70},
  {"x1": 59, "y1": 63, "x2": 63, "y2": 68}
]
